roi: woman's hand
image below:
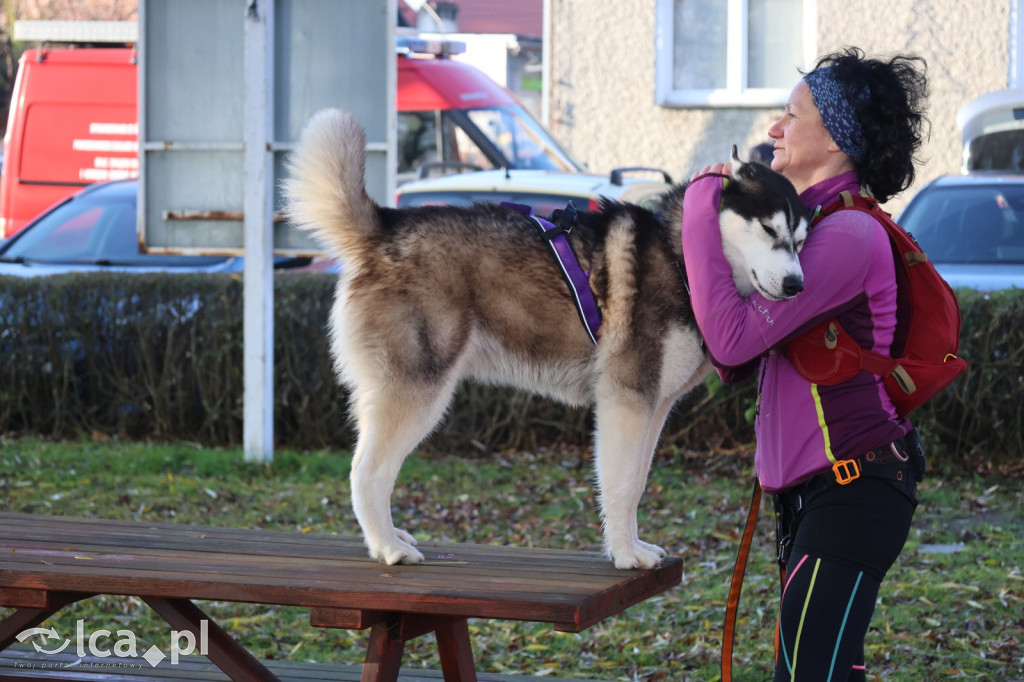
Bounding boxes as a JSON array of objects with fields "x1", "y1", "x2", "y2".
[{"x1": 690, "y1": 161, "x2": 733, "y2": 182}]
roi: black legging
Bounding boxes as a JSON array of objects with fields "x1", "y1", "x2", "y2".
[{"x1": 773, "y1": 474, "x2": 917, "y2": 682}]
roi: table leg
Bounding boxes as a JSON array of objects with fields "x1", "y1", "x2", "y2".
[
  {"x1": 0, "y1": 592, "x2": 92, "y2": 651},
  {"x1": 435, "y1": 618, "x2": 477, "y2": 682},
  {"x1": 0, "y1": 608, "x2": 59, "y2": 652},
  {"x1": 360, "y1": 620, "x2": 405, "y2": 682},
  {"x1": 313, "y1": 609, "x2": 480, "y2": 682},
  {"x1": 143, "y1": 597, "x2": 281, "y2": 682}
]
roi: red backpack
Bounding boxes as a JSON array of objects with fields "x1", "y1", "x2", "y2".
[{"x1": 785, "y1": 191, "x2": 968, "y2": 416}]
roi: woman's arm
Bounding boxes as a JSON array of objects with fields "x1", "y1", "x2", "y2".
[{"x1": 680, "y1": 174, "x2": 876, "y2": 367}]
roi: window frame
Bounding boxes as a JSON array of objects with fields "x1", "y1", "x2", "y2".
[{"x1": 655, "y1": 0, "x2": 818, "y2": 109}]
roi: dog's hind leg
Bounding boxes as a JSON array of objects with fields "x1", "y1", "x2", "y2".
[
  {"x1": 592, "y1": 393, "x2": 676, "y2": 570},
  {"x1": 348, "y1": 381, "x2": 456, "y2": 565}
]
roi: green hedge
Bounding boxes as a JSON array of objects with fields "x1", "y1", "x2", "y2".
[{"x1": 0, "y1": 273, "x2": 1019, "y2": 467}]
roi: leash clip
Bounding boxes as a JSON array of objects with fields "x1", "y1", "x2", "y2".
[{"x1": 831, "y1": 458, "x2": 861, "y2": 485}]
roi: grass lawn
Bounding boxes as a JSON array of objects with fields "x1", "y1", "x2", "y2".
[{"x1": 1, "y1": 437, "x2": 1021, "y2": 680}]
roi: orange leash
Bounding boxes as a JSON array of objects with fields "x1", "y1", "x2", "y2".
[
  {"x1": 721, "y1": 477, "x2": 763, "y2": 681},
  {"x1": 774, "y1": 563, "x2": 787, "y2": 663}
]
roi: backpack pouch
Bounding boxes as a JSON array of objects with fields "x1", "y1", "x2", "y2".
[
  {"x1": 883, "y1": 354, "x2": 968, "y2": 416},
  {"x1": 786, "y1": 318, "x2": 863, "y2": 386}
]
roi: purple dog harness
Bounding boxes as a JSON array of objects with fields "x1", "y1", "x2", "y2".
[{"x1": 501, "y1": 201, "x2": 602, "y2": 344}]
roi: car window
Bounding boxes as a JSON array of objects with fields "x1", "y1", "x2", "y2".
[
  {"x1": 51, "y1": 206, "x2": 103, "y2": 257},
  {"x1": 3, "y1": 200, "x2": 105, "y2": 259},
  {"x1": 966, "y1": 130, "x2": 1024, "y2": 172},
  {"x1": 3, "y1": 191, "x2": 229, "y2": 266},
  {"x1": 397, "y1": 111, "x2": 494, "y2": 181},
  {"x1": 900, "y1": 185, "x2": 1024, "y2": 264},
  {"x1": 397, "y1": 106, "x2": 580, "y2": 184},
  {"x1": 396, "y1": 190, "x2": 596, "y2": 218},
  {"x1": 93, "y1": 203, "x2": 157, "y2": 261},
  {"x1": 465, "y1": 106, "x2": 576, "y2": 172}
]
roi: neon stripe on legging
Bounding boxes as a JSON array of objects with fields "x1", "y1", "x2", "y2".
[
  {"x1": 778, "y1": 554, "x2": 810, "y2": 675},
  {"x1": 790, "y1": 557, "x2": 822, "y2": 681},
  {"x1": 827, "y1": 571, "x2": 864, "y2": 682},
  {"x1": 782, "y1": 554, "x2": 810, "y2": 597}
]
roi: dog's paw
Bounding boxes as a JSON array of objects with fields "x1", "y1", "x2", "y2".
[
  {"x1": 638, "y1": 539, "x2": 667, "y2": 558},
  {"x1": 610, "y1": 541, "x2": 665, "y2": 570},
  {"x1": 373, "y1": 541, "x2": 425, "y2": 566},
  {"x1": 395, "y1": 528, "x2": 418, "y2": 546},
  {"x1": 367, "y1": 530, "x2": 424, "y2": 566}
]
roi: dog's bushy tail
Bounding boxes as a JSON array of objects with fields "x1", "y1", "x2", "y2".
[{"x1": 282, "y1": 109, "x2": 380, "y2": 263}]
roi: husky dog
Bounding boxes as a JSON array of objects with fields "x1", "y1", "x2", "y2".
[{"x1": 283, "y1": 109, "x2": 810, "y2": 569}]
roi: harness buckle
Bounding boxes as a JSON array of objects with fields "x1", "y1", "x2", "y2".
[
  {"x1": 832, "y1": 458, "x2": 861, "y2": 485},
  {"x1": 556, "y1": 200, "x2": 579, "y2": 235}
]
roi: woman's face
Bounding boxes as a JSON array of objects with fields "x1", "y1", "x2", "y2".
[{"x1": 767, "y1": 79, "x2": 841, "y2": 192}]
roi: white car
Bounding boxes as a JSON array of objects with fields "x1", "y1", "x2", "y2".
[{"x1": 395, "y1": 167, "x2": 673, "y2": 217}]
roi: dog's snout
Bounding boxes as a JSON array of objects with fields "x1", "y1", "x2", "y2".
[{"x1": 782, "y1": 275, "x2": 804, "y2": 297}]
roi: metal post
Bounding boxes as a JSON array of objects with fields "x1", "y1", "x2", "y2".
[{"x1": 242, "y1": 0, "x2": 274, "y2": 463}]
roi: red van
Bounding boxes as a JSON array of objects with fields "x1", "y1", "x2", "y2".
[
  {"x1": 395, "y1": 36, "x2": 580, "y2": 183},
  {"x1": 0, "y1": 48, "x2": 138, "y2": 238},
  {"x1": 1, "y1": 37, "x2": 579, "y2": 238}
]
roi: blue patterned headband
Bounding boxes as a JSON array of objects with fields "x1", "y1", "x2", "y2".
[{"x1": 804, "y1": 66, "x2": 866, "y2": 163}]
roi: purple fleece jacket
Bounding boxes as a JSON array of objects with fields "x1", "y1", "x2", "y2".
[{"x1": 681, "y1": 171, "x2": 912, "y2": 492}]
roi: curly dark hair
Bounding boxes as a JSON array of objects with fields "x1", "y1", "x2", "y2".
[{"x1": 806, "y1": 47, "x2": 929, "y2": 203}]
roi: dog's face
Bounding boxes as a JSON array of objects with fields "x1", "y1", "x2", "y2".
[{"x1": 719, "y1": 148, "x2": 810, "y2": 300}]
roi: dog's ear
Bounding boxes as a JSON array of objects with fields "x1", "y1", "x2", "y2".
[{"x1": 730, "y1": 144, "x2": 754, "y2": 180}]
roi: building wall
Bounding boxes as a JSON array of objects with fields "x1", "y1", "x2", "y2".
[
  {"x1": 549, "y1": 0, "x2": 1010, "y2": 212},
  {"x1": 7, "y1": 0, "x2": 137, "y2": 21}
]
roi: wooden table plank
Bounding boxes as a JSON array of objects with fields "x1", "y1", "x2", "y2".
[
  {"x1": 0, "y1": 540, "x2": 640, "y2": 593},
  {"x1": 0, "y1": 546, "x2": 644, "y2": 603},
  {"x1": 0, "y1": 513, "x2": 670, "y2": 588},
  {"x1": 0, "y1": 513, "x2": 681, "y2": 632},
  {"x1": 0, "y1": 513, "x2": 628, "y2": 570}
]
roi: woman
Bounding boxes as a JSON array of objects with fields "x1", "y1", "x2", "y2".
[{"x1": 680, "y1": 48, "x2": 929, "y2": 681}]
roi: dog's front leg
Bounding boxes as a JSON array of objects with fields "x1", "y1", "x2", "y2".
[
  {"x1": 592, "y1": 395, "x2": 672, "y2": 569},
  {"x1": 350, "y1": 439, "x2": 425, "y2": 566}
]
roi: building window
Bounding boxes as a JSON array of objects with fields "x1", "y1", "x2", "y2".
[{"x1": 655, "y1": 0, "x2": 817, "y2": 108}]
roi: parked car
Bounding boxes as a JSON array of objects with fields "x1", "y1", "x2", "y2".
[
  {"x1": 897, "y1": 173, "x2": 1024, "y2": 290},
  {"x1": 0, "y1": 179, "x2": 311, "y2": 277},
  {"x1": 396, "y1": 167, "x2": 674, "y2": 217},
  {"x1": 956, "y1": 87, "x2": 1024, "y2": 172}
]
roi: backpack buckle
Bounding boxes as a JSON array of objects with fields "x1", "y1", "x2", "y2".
[{"x1": 832, "y1": 458, "x2": 861, "y2": 485}]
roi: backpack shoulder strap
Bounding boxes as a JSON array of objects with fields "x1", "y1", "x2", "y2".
[
  {"x1": 813, "y1": 190, "x2": 878, "y2": 224},
  {"x1": 814, "y1": 190, "x2": 927, "y2": 270}
]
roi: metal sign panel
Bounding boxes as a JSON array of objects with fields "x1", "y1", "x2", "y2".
[
  {"x1": 138, "y1": 0, "x2": 395, "y2": 463},
  {"x1": 139, "y1": 0, "x2": 396, "y2": 255}
]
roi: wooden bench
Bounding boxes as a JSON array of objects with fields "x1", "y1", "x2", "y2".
[
  {"x1": 0, "y1": 513, "x2": 682, "y2": 681},
  {"x1": 0, "y1": 645, "x2": 601, "y2": 681}
]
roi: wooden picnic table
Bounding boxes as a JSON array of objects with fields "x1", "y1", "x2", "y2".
[{"x1": 0, "y1": 512, "x2": 682, "y2": 681}]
